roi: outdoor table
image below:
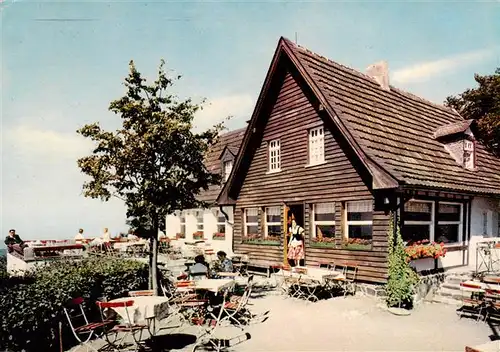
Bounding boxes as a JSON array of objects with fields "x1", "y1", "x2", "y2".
[
  {"x1": 483, "y1": 276, "x2": 500, "y2": 284},
  {"x1": 194, "y1": 279, "x2": 235, "y2": 294},
  {"x1": 290, "y1": 267, "x2": 343, "y2": 283},
  {"x1": 463, "y1": 280, "x2": 500, "y2": 291},
  {"x1": 216, "y1": 272, "x2": 240, "y2": 277},
  {"x1": 108, "y1": 296, "x2": 170, "y2": 336},
  {"x1": 184, "y1": 261, "x2": 195, "y2": 271}
]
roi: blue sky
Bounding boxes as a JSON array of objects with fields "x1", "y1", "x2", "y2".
[{"x1": 1, "y1": 0, "x2": 499, "y2": 241}]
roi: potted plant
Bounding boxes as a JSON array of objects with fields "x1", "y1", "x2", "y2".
[
  {"x1": 341, "y1": 238, "x2": 372, "y2": 250},
  {"x1": 193, "y1": 231, "x2": 203, "y2": 240},
  {"x1": 385, "y1": 215, "x2": 419, "y2": 315},
  {"x1": 310, "y1": 236, "x2": 336, "y2": 248},
  {"x1": 243, "y1": 233, "x2": 280, "y2": 245},
  {"x1": 176, "y1": 233, "x2": 185, "y2": 239},
  {"x1": 212, "y1": 232, "x2": 225, "y2": 240},
  {"x1": 405, "y1": 240, "x2": 447, "y2": 260}
]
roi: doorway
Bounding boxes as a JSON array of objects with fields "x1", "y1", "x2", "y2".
[{"x1": 284, "y1": 203, "x2": 305, "y2": 267}]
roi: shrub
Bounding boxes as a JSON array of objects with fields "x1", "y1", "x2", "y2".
[
  {"x1": 385, "y1": 215, "x2": 419, "y2": 309},
  {"x1": 0, "y1": 257, "x2": 148, "y2": 352}
]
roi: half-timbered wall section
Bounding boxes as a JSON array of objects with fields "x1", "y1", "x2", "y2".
[{"x1": 233, "y1": 67, "x2": 390, "y2": 283}]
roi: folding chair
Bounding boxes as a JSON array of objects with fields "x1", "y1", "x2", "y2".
[
  {"x1": 96, "y1": 300, "x2": 148, "y2": 351},
  {"x1": 457, "y1": 282, "x2": 485, "y2": 321},
  {"x1": 330, "y1": 264, "x2": 357, "y2": 297},
  {"x1": 484, "y1": 288, "x2": 500, "y2": 322},
  {"x1": 63, "y1": 297, "x2": 115, "y2": 352}
]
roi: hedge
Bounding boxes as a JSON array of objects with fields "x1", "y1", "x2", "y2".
[{"x1": 0, "y1": 257, "x2": 148, "y2": 352}]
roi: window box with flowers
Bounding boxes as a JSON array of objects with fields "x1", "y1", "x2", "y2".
[
  {"x1": 405, "y1": 240, "x2": 447, "y2": 272},
  {"x1": 176, "y1": 233, "x2": 185, "y2": 239},
  {"x1": 341, "y1": 238, "x2": 372, "y2": 251},
  {"x1": 193, "y1": 231, "x2": 204, "y2": 240},
  {"x1": 213, "y1": 232, "x2": 225, "y2": 241},
  {"x1": 243, "y1": 234, "x2": 281, "y2": 246},
  {"x1": 310, "y1": 236, "x2": 336, "y2": 248}
]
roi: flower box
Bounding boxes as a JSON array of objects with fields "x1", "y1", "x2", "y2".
[
  {"x1": 341, "y1": 238, "x2": 372, "y2": 251},
  {"x1": 213, "y1": 232, "x2": 226, "y2": 240},
  {"x1": 310, "y1": 236, "x2": 335, "y2": 248},
  {"x1": 404, "y1": 240, "x2": 446, "y2": 261},
  {"x1": 193, "y1": 231, "x2": 203, "y2": 240},
  {"x1": 176, "y1": 233, "x2": 185, "y2": 239},
  {"x1": 243, "y1": 234, "x2": 280, "y2": 246}
]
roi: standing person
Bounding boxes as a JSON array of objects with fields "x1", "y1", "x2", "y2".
[
  {"x1": 75, "y1": 229, "x2": 85, "y2": 244},
  {"x1": 5, "y1": 229, "x2": 27, "y2": 257},
  {"x1": 287, "y1": 214, "x2": 305, "y2": 267}
]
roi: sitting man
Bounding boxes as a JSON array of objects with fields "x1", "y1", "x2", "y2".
[
  {"x1": 213, "y1": 251, "x2": 234, "y2": 275},
  {"x1": 180, "y1": 254, "x2": 209, "y2": 281},
  {"x1": 5, "y1": 229, "x2": 27, "y2": 257}
]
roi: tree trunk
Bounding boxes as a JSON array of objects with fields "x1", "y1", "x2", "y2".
[{"x1": 150, "y1": 215, "x2": 160, "y2": 295}]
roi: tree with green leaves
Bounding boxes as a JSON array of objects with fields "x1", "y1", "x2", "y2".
[
  {"x1": 445, "y1": 67, "x2": 500, "y2": 156},
  {"x1": 77, "y1": 60, "x2": 225, "y2": 294}
]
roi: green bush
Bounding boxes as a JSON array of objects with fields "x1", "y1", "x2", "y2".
[
  {"x1": 0, "y1": 257, "x2": 148, "y2": 352},
  {"x1": 385, "y1": 214, "x2": 419, "y2": 309}
]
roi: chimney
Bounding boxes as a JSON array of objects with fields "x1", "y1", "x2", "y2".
[{"x1": 366, "y1": 61, "x2": 390, "y2": 91}]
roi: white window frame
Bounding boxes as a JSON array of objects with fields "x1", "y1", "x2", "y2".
[
  {"x1": 195, "y1": 210, "x2": 204, "y2": 234},
  {"x1": 244, "y1": 208, "x2": 259, "y2": 237},
  {"x1": 437, "y1": 202, "x2": 463, "y2": 244},
  {"x1": 215, "y1": 209, "x2": 226, "y2": 234},
  {"x1": 265, "y1": 206, "x2": 281, "y2": 237},
  {"x1": 312, "y1": 203, "x2": 335, "y2": 238},
  {"x1": 308, "y1": 126, "x2": 325, "y2": 166},
  {"x1": 403, "y1": 200, "x2": 435, "y2": 242},
  {"x1": 180, "y1": 213, "x2": 186, "y2": 235},
  {"x1": 223, "y1": 160, "x2": 233, "y2": 182},
  {"x1": 268, "y1": 139, "x2": 281, "y2": 173},
  {"x1": 344, "y1": 200, "x2": 373, "y2": 240},
  {"x1": 464, "y1": 140, "x2": 475, "y2": 170}
]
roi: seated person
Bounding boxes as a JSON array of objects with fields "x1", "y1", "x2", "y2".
[
  {"x1": 184, "y1": 254, "x2": 209, "y2": 280},
  {"x1": 74, "y1": 228, "x2": 85, "y2": 244},
  {"x1": 212, "y1": 251, "x2": 234, "y2": 276},
  {"x1": 5, "y1": 229, "x2": 27, "y2": 257}
]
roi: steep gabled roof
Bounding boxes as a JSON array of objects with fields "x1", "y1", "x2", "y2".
[
  {"x1": 197, "y1": 127, "x2": 246, "y2": 204},
  {"x1": 217, "y1": 37, "x2": 500, "y2": 204}
]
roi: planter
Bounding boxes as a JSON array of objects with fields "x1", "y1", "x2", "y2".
[
  {"x1": 243, "y1": 240, "x2": 280, "y2": 246},
  {"x1": 310, "y1": 241, "x2": 335, "y2": 248},
  {"x1": 409, "y1": 257, "x2": 435, "y2": 272},
  {"x1": 192, "y1": 231, "x2": 203, "y2": 240},
  {"x1": 388, "y1": 307, "x2": 412, "y2": 316},
  {"x1": 212, "y1": 233, "x2": 226, "y2": 241},
  {"x1": 176, "y1": 233, "x2": 185, "y2": 239}
]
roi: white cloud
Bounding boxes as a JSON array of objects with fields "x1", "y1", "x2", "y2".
[
  {"x1": 194, "y1": 94, "x2": 254, "y2": 131},
  {"x1": 5, "y1": 125, "x2": 93, "y2": 159},
  {"x1": 392, "y1": 47, "x2": 497, "y2": 84}
]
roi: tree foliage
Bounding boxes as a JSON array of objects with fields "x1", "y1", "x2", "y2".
[
  {"x1": 77, "y1": 60, "x2": 225, "y2": 293},
  {"x1": 385, "y1": 214, "x2": 419, "y2": 309},
  {"x1": 445, "y1": 67, "x2": 500, "y2": 156}
]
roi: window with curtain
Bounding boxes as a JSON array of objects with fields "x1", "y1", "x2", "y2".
[
  {"x1": 244, "y1": 208, "x2": 259, "y2": 236},
  {"x1": 308, "y1": 126, "x2": 325, "y2": 165},
  {"x1": 436, "y1": 203, "x2": 462, "y2": 243},
  {"x1": 265, "y1": 206, "x2": 281, "y2": 237},
  {"x1": 195, "y1": 211, "x2": 204, "y2": 234},
  {"x1": 345, "y1": 200, "x2": 373, "y2": 249},
  {"x1": 402, "y1": 201, "x2": 433, "y2": 244},
  {"x1": 268, "y1": 140, "x2": 281, "y2": 172},
  {"x1": 216, "y1": 210, "x2": 226, "y2": 233},
  {"x1": 313, "y1": 203, "x2": 335, "y2": 239}
]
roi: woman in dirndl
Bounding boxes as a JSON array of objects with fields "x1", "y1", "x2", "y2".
[{"x1": 287, "y1": 216, "x2": 305, "y2": 267}]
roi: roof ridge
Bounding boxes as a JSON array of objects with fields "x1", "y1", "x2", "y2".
[{"x1": 282, "y1": 37, "x2": 462, "y2": 118}]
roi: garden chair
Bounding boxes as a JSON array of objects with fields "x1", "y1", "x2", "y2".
[
  {"x1": 484, "y1": 288, "x2": 500, "y2": 322},
  {"x1": 63, "y1": 297, "x2": 116, "y2": 352},
  {"x1": 96, "y1": 300, "x2": 148, "y2": 351},
  {"x1": 458, "y1": 282, "x2": 486, "y2": 321},
  {"x1": 330, "y1": 264, "x2": 357, "y2": 297}
]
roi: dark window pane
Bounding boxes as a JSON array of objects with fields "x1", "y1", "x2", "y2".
[
  {"x1": 246, "y1": 215, "x2": 258, "y2": 223},
  {"x1": 348, "y1": 225, "x2": 372, "y2": 239},
  {"x1": 347, "y1": 212, "x2": 373, "y2": 221},
  {"x1": 217, "y1": 215, "x2": 226, "y2": 223},
  {"x1": 402, "y1": 224, "x2": 430, "y2": 243},
  {"x1": 217, "y1": 224, "x2": 225, "y2": 233},
  {"x1": 317, "y1": 225, "x2": 335, "y2": 238},
  {"x1": 436, "y1": 224, "x2": 459, "y2": 243},
  {"x1": 267, "y1": 225, "x2": 281, "y2": 236},
  {"x1": 404, "y1": 202, "x2": 432, "y2": 221},
  {"x1": 267, "y1": 214, "x2": 281, "y2": 223},
  {"x1": 438, "y1": 204, "x2": 461, "y2": 222},
  {"x1": 315, "y1": 213, "x2": 335, "y2": 222},
  {"x1": 246, "y1": 225, "x2": 259, "y2": 235},
  {"x1": 180, "y1": 225, "x2": 186, "y2": 235}
]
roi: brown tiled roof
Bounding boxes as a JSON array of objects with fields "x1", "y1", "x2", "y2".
[
  {"x1": 198, "y1": 127, "x2": 246, "y2": 203},
  {"x1": 282, "y1": 38, "x2": 500, "y2": 195},
  {"x1": 434, "y1": 119, "x2": 474, "y2": 139}
]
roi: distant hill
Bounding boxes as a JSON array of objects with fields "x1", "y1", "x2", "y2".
[{"x1": 0, "y1": 248, "x2": 6, "y2": 258}]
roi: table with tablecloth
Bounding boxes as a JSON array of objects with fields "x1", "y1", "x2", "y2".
[{"x1": 108, "y1": 295, "x2": 170, "y2": 331}]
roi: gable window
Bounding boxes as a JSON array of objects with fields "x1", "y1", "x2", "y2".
[
  {"x1": 308, "y1": 126, "x2": 325, "y2": 165},
  {"x1": 344, "y1": 201, "x2": 372, "y2": 250},
  {"x1": 402, "y1": 201, "x2": 434, "y2": 244},
  {"x1": 463, "y1": 140, "x2": 475, "y2": 170},
  {"x1": 244, "y1": 208, "x2": 259, "y2": 237},
  {"x1": 265, "y1": 206, "x2": 281, "y2": 238},
  {"x1": 311, "y1": 203, "x2": 335, "y2": 247},
  {"x1": 223, "y1": 160, "x2": 233, "y2": 182},
  {"x1": 268, "y1": 140, "x2": 281, "y2": 172},
  {"x1": 436, "y1": 203, "x2": 462, "y2": 244}
]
